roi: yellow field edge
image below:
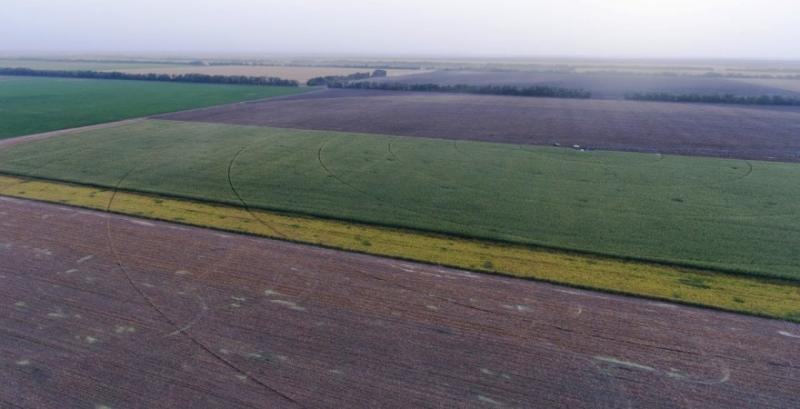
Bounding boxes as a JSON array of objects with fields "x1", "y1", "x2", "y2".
[{"x1": 1, "y1": 174, "x2": 798, "y2": 322}]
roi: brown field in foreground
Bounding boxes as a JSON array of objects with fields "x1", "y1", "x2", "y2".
[
  {"x1": 2, "y1": 197, "x2": 798, "y2": 408},
  {"x1": 112, "y1": 65, "x2": 426, "y2": 83},
  {"x1": 160, "y1": 88, "x2": 800, "y2": 162}
]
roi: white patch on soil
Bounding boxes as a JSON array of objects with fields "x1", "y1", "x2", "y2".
[
  {"x1": 594, "y1": 356, "x2": 655, "y2": 372},
  {"x1": 778, "y1": 330, "x2": 800, "y2": 339},
  {"x1": 270, "y1": 299, "x2": 306, "y2": 311},
  {"x1": 114, "y1": 325, "x2": 136, "y2": 334},
  {"x1": 477, "y1": 395, "x2": 503, "y2": 406},
  {"x1": 33, "y1": 248, "x2": 53, "y2": 258}
]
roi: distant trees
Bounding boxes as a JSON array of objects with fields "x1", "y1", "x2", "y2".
[
  {"x1": 0, "y1": 67, "x2": 299, "y2": 87},
  {"x1": 700, "y1": 71, "x2": 800, "y2": 80},
  {"x1": 625, "y1": 92, "x2": 800, "y2": 106},
  {"x1": 327, "y1": 81, "x2": 593, "y2": 99},
  {"x1": 306, "y1": 70, "x2": 388, "y2": 86}
]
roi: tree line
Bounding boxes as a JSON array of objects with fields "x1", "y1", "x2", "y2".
[
  {"x1": 327, "y1": 81, "x2": 592, "y2": 99},
  {"x1": 307, "y1": 70, "x2": 387, "y2": 86},
  {"x1": 625, "y1": 92, "x2": 800, "y2": 106},
  {"x1": 700, "y1": 72, "x2": 800, "y2": 80},
  {"x1": 0, "y1": 67, "x2": 299, "y2": 87}
]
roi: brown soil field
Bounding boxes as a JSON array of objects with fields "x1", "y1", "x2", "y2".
[
  {"x1": 113, "y1": 66, "x2": 425, "y2": 84},
  {"x1": 160, "y1": 88, "x2": 800, "y2": 162},
  {"x1": 366, "y1": 70, "x2": 800, "y2": 100},
  {"x1": 1, "y1": 196, "x2": 798, "y2": 408}
]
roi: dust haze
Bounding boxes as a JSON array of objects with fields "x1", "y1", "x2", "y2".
[{"x1": 1, "y1": 0, "x2": 798, "y2": 59}]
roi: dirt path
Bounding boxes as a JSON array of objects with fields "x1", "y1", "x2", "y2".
[{"x1": 0, "y1": 197, "x2": 797, "y2": 408}]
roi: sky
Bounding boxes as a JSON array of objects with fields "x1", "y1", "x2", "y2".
[{"x1": 1, "y1": 0, "x2": 798, "y2": 60}]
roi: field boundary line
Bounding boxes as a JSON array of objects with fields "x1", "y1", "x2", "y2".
[
  {"x1": 0, "y1": 168, "x2": 795, "y2": 283},
  {"x1": 101, "y1": 167, "x2": 305, "y2": 408},
  {"x1": 0, "y1": 174, "x2": 798, "y2": 323},
  {"x1": 0, "y1": 85, "x2": 321, "y2": 146},
  {"x1": 0, "y1": 118, "x2": 147, "y2": 150}
]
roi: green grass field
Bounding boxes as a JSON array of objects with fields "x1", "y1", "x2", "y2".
[
  {"x1": 1, "y1": 119, "x2": 799, "y2": 281},
  {"x1": 0, "y1": 76, "x2": 307, "y2": 139}
]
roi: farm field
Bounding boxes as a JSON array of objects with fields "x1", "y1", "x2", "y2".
[
  {"x1": 115, "y1": 65, "x2": 427, "y2": 84},
  {"x1": 732, "y1": 77, "x2": 800, "y2": 93},
  {"x1": 1, "y1": 119, "x2": 800, "y2": 281},
  {"x1": 1, "y1": 174, "x2": 798, "y2": 320},
  {"x1": 365, "y1": 70, "x2": 800, "y2": 99},
  {"x1": 0, "y1": 76, "x2": 308, "y2": 139},
  {"x1": 3, "y1": 197, "x2": 798, "y2": 408},
  {"x1": 162, "y1": 88, "x2": 800, "y2": 162}
]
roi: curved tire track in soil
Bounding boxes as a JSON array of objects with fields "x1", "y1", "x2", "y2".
[
  {"x1": 104, "y1": 164, "x2": 304, "y2": 408},
  {"x1": 226, "y1": 144, "x2": 321, "y2": 306},
  {"x1": 315, "y1": 138, "x2": 539, "y2": 242}
]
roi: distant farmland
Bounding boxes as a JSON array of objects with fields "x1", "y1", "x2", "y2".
[
  {"x1": 1, "y1": 119, "x2": 799, "y2": 281},
  {"x1": 161, "y1": 88, "x2": 800, "y2": 162},
  {"x1": 115, "y1": 65, "x2": 427, "y2": 84},
  {"x1": 0, "y1": 76, "x2": 308, "y2": 139},
  {"x1": 0, "y1": 58, "x2": 181, "y2": 71},
  {"x1": 364, "y1": 70, "x2": 800, "y2": 100}
]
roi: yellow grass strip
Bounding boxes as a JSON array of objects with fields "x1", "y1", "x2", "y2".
[{"x1": 1, "y1": 174, "x2": 798, "y2": 322}]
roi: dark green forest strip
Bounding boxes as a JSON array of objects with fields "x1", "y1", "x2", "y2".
[
  {"x1": 625, "y1": 92, "x2": 800, "y2": 106},
  {"x1": 0, "y1": 67, "x2": 299, "y2": 86},
  {"x1": 329, "y1": 80, "x2": 592, "y2": 98}
]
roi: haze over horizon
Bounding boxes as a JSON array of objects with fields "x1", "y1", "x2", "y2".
[{"x1": 1, "y1": 0, "x2": 799, "y2": 60}]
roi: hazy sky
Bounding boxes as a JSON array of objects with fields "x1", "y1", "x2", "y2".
[{"x1": 1, "y1": 0, "x2": 798, "y2": 59}]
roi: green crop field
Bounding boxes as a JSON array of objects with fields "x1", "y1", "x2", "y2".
[
  {"x1": 1, "y1": 119, "x2": 799, "y2": 281},
  {"x1": 0, "y1": 76, "x2": 307, "y2": 139}
]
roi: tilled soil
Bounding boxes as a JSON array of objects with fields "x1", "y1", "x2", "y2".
[
  {"x1": 1, "y1": 196, "x2": 798, "y2": 408},
  {"x1": 159, "y1": 88, "x2": 800, "y2": 162},
  {"x1": 0, "y1": 118, "x2": 145, "y2": 149}
]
